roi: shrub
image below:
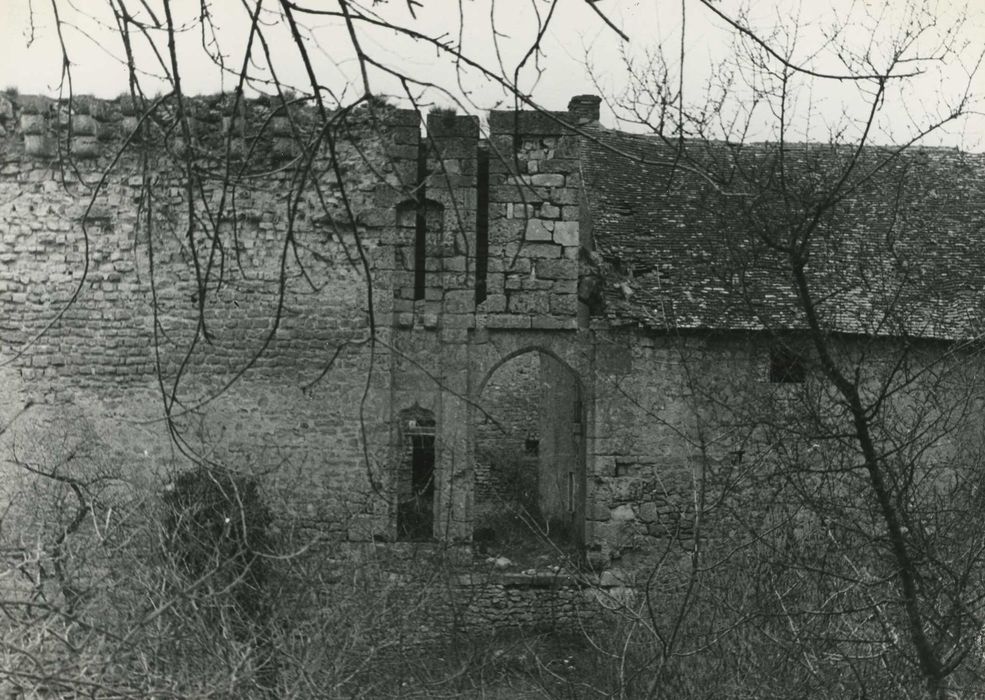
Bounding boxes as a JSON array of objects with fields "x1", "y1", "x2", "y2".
[{"x1": 162, "y1": 467, "x2": 272, "y2": 625}]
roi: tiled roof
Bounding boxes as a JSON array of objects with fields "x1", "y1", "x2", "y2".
[{"x1": 580, "y1": 129, "x2": 985, "y2": 340}]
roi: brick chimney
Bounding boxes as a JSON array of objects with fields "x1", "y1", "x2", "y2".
[{"x1": 567, "y1": 94, "x2": 601, "y2": 125}]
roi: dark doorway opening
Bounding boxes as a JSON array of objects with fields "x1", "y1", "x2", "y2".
[
  {"x1": 397, "y1": 409, "x2": 436, "y2": 541},
  {"x1": 473, "y1": 351, "x2": 584, "y2": 566}
]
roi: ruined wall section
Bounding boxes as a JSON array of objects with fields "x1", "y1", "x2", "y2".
[
  {"x1": 481, "y1": 110, "x2": 583, "y2": 331},
  {"x1": 0, "y1": 94, "x2": 407, "y2": 384},
  {"x1": 0, "y1": 93, "x2": 419, "y2": 541},
  {"x1": 384, "y1": 111, "x2": 482, "y2": 541}
]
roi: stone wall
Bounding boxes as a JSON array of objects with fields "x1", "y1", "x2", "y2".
[
  {"x1": 480, "y1": 109, "x2": 584, "y2": 332},
  {"x1": 334, "y1": 544, "x2": 631, "y2": 638},
  {"x1": 10, "y1": 91, "x2": 951, "y2": 578},
  {"x1": 0, "y1": 93, "x2": 594, "y2": 551},
  {"x1": 0, "y1": 93, "x2": 414, "y2": 541},
  {"x1": 581, "y1": 328, "x2": 985, "y2": 574}
]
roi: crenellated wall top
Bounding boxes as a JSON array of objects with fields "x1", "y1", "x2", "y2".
[{"x1": 0, "y1": 92, "x2": 428, "y2": 161}]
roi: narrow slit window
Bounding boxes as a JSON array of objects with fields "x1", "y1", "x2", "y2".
[
  {"x1": 414, "y1": 141, "x2": 428, "y2": 300},
  {"x1": 475, "y1": 145, "x2": 489, "y2": 304},
  {"x1": 397, "y1": 409, "x2": 436, "y2": 541},
  {"x1": 567, "y1": 472, "x2": 575, "y2": 514}
]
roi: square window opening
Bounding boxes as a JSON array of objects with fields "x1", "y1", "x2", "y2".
[{"x1": 770, "y1": 345, "x2": 806, "y2": 383}]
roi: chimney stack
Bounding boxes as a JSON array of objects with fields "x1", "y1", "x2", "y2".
[{"x1": 567, "y1": 94, "x2": 601, "y2": 125}]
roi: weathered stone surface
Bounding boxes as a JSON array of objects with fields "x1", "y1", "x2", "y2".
[
  {"x1": 552, "y1": 221, "x2": 580, "y2": 246},
  {"x1": 20, "y1": 114, "x2": 46, "y2": 134},
  {"x1": 477, "y1": 293, "x2": 507, "y2": 312},
  {"x1": 6, "y1": 92, "x2": 948, "y2": 591},
  {"x1": 534, "y1": 258, "x2": 577, "y2": 280},
  {"x1": 521, "y1": 243, "x2": 562, "y2": 259},
  {"x1": 610, "y1": 504, "x2": 636, "y2": 521},
  {"x1": 525, "y1": 219, "x2": 553, "y2": 241},
  {"x1": 508, "y1": 291, "x2": 549, "y2": 315},
  {"x1": 529, "y1": 173, "x2": 564, "y2": 187},
  {"x1": 481, "y1": 313, "x2": 531, "y2": 329},
  {"x1": 23, "y1": 134, "x2": 51, "y2": 156}
]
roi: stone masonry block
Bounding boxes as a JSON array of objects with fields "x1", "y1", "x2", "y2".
[
  {"x1": 521, "y1": 243, "x2": 561, "y2": 259},
  {"x1": 508, "y1": 203, "x2": 535, "y2": 219},
  {"x1": 540, "y1": 158, "x2": 578, "y2": 174},
  {"x1": 508, "y1": 291, "x2": 549, "y2": 315},
  {"x1": 24, "y1": 134, "x2": 52, "y2": 157},
  {"x1": 481, "y1": 313, "x2": 532, "y2": 329},
  {"x1": 443, "y1": 290, "x2": 473, "y2": 313},
  {"x1": 534, "y1": 259, "x2": 577, "y2": 280},
  {"x1": 519, "y1": 278, "x2": 553, "y2": 291},
  {"x1": 489, "y1": 219, "x2": 525, "y2": 245},
  {"x1": 477, "y1": 294, "x2": 507, "y2": 312},
  {"x1": 552, "y1": 279, "x2": 577, "y2": 294},
  {"x1": 442, "y1": 314, "x2": 475, "y2": 329},
  {"x1": 553, "y1": 188, "x2": 579, "y2": 206},
  {"x1": 525, "y1": 219, "x2": 553, "y2": 242},
  {"x1": 20, "y1": 114, "x2": 46, "y2": 135},
  {"x1": 503, "y1": 275, "x2": 525, "y2": 291},
  {"x1": 441, "y1": 327, "x2": 470, "y2": 343},
  {"x1": 70, "y1": 137, "x2": 100, "y2": 159},
  {"x1": 485, "y1": 272, "x2": 505, "y2": 290},
  {"x1": 530, "y1": 173, "x2": 565, "y2": 187},
  {"x1": 550, "y1": 294, "x2": 577, "y2": 315},
  {"x1": 71, "y1": 115, "x2": 98, "y2": 136},
  {"x1": 552, "y1": 221, "x2": 580, "y2": 246},
  {"x1": 531, "y1": 316, "x2": 578, "y2": 330},
  {"x1": 489, "y1": 185, "x2": 549, "y2": 203},
  {"x1": 444, "y1": 256, "x2": 468, "y2": 272}
]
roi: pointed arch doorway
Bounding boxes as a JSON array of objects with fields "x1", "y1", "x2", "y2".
[{"x1": 473, "y1": 349, "x2": 585, "y2": 560}]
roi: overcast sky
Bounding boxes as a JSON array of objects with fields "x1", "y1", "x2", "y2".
[{"x1": 1, "y1": 1, "x2": 983, "y2": 150}]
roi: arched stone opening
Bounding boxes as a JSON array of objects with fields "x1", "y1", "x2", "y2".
[{"x1": 472, "y1": 349, "x2": 585, "y2": 562}]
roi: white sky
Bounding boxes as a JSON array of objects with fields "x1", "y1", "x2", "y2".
[{"x1": 1, "y1": 1, "x2": 983, "y2": 150}]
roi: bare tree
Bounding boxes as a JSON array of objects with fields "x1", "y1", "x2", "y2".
[{"x1": 572, "y1": 3, "x2": 985, "y2": 698}]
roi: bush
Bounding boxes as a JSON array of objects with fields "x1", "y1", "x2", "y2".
[{"x1": 162, "y1": 467, "x2": 272, "y2": 626}]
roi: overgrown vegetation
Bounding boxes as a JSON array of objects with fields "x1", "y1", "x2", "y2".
[
  {"x1": 163, "y1": 467, "x2": 272, "y2": 625},
  {"x1": 473, "y1": 445, "x2": 578, "y2": 568}
]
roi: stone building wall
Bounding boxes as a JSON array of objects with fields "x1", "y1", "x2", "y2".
[
  {"x1": 0, "y1": 93, "x2": 597, "y2": 551},
  {"x1": 0, "y1": 93, "x2": 414, "y2": 541},
  {"x1": 6, "y1": 91, "x2": 947, "y2": 580}
]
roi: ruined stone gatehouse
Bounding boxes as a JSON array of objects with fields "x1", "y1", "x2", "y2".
[{"x1": 2, "y1": 90, "x2": 985, "y2": 584}]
